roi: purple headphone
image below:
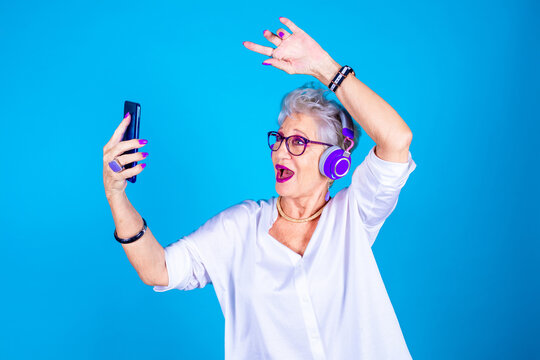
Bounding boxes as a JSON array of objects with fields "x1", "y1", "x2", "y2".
[{"x1": 319, "y1": 114, "x2": 355, "y2": 180}]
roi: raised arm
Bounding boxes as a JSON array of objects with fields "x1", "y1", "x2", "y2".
[
  {"x1": 243, "y1": 17, "x2": 412, "y2": 163},
  {"x1": 103, "y1": 113, "x2": 168, "y2": 286},
  {"x1": 313, "y1": 58, "x2": 412, "y2": 163}
]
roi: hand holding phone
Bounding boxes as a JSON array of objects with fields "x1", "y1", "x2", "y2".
[{"x1": 102, "y1": 101, "x2": 147, "y2": 200}]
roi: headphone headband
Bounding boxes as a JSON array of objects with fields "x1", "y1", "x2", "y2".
[
  {"x1": 318, "y1": 110, "x2": 355, "y2": 181},
  {"x1": 339, "y1": 111, "x2": 355, "y2": 140}
]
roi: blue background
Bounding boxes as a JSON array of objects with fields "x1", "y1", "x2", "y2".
[{"x1": 1, "y1": 0, "x2": 538, "y2": 359}]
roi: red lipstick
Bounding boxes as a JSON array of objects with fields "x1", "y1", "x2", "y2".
[{"x1": 275, "y1": 164, "x2": 295, "y2": 183}]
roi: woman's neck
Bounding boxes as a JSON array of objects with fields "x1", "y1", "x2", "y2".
[{"x1": 280, "y1": 192, "x2": 328, "y2": 219}]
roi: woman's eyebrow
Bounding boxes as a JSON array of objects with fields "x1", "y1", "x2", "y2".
[{"x1": 277, "y1": 129, "x2": 309, "y2": 137}]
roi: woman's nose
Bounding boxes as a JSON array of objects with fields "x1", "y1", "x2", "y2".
[{"x1": 271, "y1": 144, "x2": 289, "y2": 163}]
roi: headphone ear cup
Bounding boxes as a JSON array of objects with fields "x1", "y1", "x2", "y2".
[
  {"x1": 319, "y1": 146, "x2": 348, "y2": 180},
  {"x1": 319, "y1": 146, "x2": 352, "y2": 180},
  {"x1": 334, "y1": 154, "x2": 351, "y2": 179}
]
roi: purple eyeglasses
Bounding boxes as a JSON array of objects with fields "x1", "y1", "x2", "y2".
[{"x1": 267, "y1": 131, "x2": 334, "y2": 156}]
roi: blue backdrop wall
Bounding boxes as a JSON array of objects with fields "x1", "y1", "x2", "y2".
[{"x1": 1, "y1": 0, "x2": 538, "y2": 359}]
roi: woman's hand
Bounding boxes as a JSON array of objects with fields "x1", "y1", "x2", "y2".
[
  {"x1": 243, "y1": 17, "x2": 338, "y2": 80},
  {"x1": 103, "y1": 113, "x2": 148, "y2": 201}
]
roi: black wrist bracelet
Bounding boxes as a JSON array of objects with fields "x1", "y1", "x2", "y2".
[
  {"x1": 328, "y1": 65, "x2": 355, "y2": 93},
  {"x1": 114, "y1": 217, "x2": 147, "y2": 244}
]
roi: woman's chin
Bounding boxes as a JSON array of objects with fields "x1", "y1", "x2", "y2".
[{"x1": 275, "y1": 181, "x2": 295, "y2": 197}]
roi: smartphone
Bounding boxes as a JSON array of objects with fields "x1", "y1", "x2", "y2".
[{"x1": 122, "y1": 101, "x2": 141, "y2": 183}]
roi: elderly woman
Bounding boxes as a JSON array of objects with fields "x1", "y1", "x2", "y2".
[{"x1": 103, "y1": 17, "x2": 416, "y2": 360}]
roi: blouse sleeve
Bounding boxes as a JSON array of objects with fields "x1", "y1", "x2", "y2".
[
  {"x1": 348, "y1": 145, "x2": 417, "y2": 241},
  {"x1": 153, "y1": 200, "x2": 255, "y2": 292},
  {"x1": 152, "y1": 237, "x2": 211, "y2": 292}
]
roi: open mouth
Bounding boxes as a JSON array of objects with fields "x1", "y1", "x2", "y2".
[{"x1": 275, "y1": 164, "x2": 295, "y2": 183}]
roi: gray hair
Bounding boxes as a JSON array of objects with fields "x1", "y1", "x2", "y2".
[
  {"x1": 277, "y1": 82, "x2": 361, "y2": 186},
  {"x1": 277, "y1": 82, "x2": 361, "y2": 152}
]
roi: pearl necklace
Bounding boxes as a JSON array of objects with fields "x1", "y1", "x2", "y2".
[{"x1": 276, "y1": 195, "x2": 329, "y2": 223}]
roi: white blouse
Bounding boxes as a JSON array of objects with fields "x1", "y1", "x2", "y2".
[{"x1": 154, "y1": 145, "x2": 417, "y2": 360}]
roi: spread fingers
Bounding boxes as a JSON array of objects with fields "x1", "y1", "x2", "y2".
[
  {"x1": 263, "y1": 29, "x2": 282, "y2": 46},
  {"x1": 243, "y1": 41, "x2": 274, "y2": 57}
]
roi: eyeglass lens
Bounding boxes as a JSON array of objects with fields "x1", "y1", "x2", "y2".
[{"x1": 268, "y1": 133, "x2": 306, "y2": 156}]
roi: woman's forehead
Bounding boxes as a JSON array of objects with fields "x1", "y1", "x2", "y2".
[{"x1": 279, "y1": 113, "x2": 317, "y2": 138}]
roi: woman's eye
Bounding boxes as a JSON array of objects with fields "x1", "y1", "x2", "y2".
[{"x1": 292, "y1": 138, "x2": 305, "y2": 145}]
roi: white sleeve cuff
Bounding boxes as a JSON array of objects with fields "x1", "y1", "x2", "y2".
[
  {"x1": 153, "y1": 240, "x2": 192, "y2": 292},
  {"x1": 363, "y1": 145, "x2": 416, "y2": 188}
]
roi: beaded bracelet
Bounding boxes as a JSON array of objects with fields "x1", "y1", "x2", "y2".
[
  {"x1": 328, "y1": 65, "x2": 355, "y2": 93},
  {"x1": 114, "y1": 217, "x2": 147, "y2": 244}
]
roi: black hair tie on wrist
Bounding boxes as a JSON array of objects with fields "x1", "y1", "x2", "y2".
[
  {"x1": 328, "y1": 65, "x2": 355, "y2": 93},
  {"x1": 114, "y1": 217, "x2": 147, "y2": 244}
]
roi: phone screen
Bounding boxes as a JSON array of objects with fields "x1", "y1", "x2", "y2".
[{"x1": 123, "y1": 101, "x2": 141, "y2": 183}]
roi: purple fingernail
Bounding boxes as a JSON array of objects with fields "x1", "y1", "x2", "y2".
[
  {"x1": 262, "y1": 62, "x2": 270, "y2": 65},
  {"x1": 124, "y1": 112, "x2": 129, "y2": 119},
  {"x1": 279, "y1": 31, "x2": 284, "y2": 37},
  {"x1": 141, "y1": 152, "x2": 148, "y2": 158},
  {"x1": 263, "y1": 30, "x2": 267, "y2": 35},
  {"x1": 139, "y1": 139, "x2": 148, "y2": 144},
  {"x1": 141, "y1": 163, "x2": 146, "y2": 169}
]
